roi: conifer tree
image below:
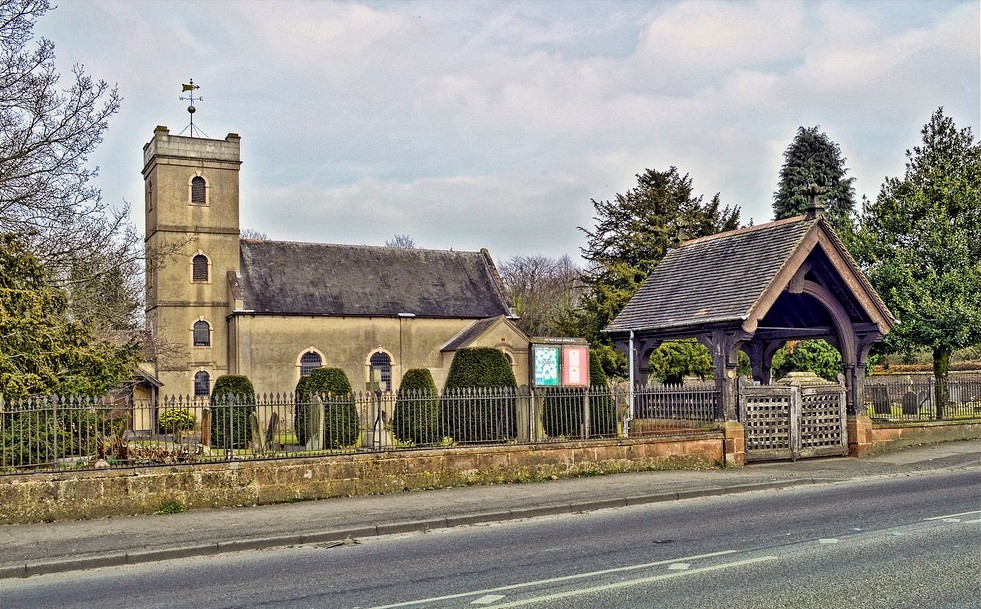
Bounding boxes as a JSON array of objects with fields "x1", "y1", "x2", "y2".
[
  {"x1": 574, "y1": 167, "x2": 740, "y2": 375},
  {"x1": 773, "y1": 126, "x2": 856, "y2": 232}
]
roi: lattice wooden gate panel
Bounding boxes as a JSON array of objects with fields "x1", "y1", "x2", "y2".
[
  {"x1": 739, "y1": 380, "x2": 846, "y2": 462},
  {"x1": 798, "y1": 386, "x2": 848, "y2": 459}
]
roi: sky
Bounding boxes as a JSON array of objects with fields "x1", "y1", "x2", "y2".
[{"x1": 35, "y1": 0, "x2": 981, "y2": 264}]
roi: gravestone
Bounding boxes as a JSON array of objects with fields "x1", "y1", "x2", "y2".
[
  {"x1": 869, "y1": 385, "x2": 891, "y2": 415},
  {"x1": 901, "y1": 391, "x2": 919, "y2": 416}
]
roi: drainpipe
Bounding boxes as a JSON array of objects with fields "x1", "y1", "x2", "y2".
[{"x1": 625, "y1": 330, "x2": 635, "y2": 437}]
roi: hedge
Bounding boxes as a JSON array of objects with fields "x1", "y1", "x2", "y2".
[
  {"x1": 392, "y1": 368, "x2": 439, "y2": 445},
  {"x1": 209, "y1": 375, "x2": 256, "y2": 450},
  {"x1": 295, "y1": 368, "x2": 359, "y2": 449},
  {"x1": 441, "y1": 348, "x2": 517, "y2": 443}
]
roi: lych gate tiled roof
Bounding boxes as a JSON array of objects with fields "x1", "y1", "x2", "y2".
[
  {"x1": 237, "y1": 240, "x2": 512, "y2": 318},
  {"x1": 606, "y1": 217, "x2": 817, "y2": 333}
]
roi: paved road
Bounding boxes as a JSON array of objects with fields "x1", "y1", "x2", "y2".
[
  {"x1": 3, "y1": 466, "x2": 979, "y2": 608},
  {"x1": 1, "y1": 439, "x2": 978, "y2": 580}
]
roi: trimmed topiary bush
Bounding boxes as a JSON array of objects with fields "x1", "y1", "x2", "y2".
[
  {"x1": 295, "y1": 368, "x2": 359, "y2": 449},
  {"x1": 293, "y1": 374, "x2": 313, "y2": 445},
  {"x1": 441, "y1": 348, "x2": 517, "y2": 443},
  {"x1": 392, "y1": 368, "x2": 439, "y2": 445},
  {"x1": 209, "y1": 375, "x2": 256, "y2": 450}
]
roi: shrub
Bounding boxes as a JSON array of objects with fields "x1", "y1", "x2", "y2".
[
  {"x1": 772, "y1": 340, "x2": 842, "y2": 382},
  {"x1": 209, "y1": 375, "x2": 256, "y2": 450},
  {"x1": 0, "y1": 403, "x2": 125, "y2": 467},
  {"x1": 441, "y1": 348, "x2": 517, "y2": 443},
  {"x1": 293, "y1": 374, "x2": 313, "y2": 445},
  {"x1": 158, "y1": 408, "x2": 195, "y2": 442},
  {"x1": 588, "y1": 350, "x2": 617, "y2": 436},
  {"x1": 542, "y1": 386, "x2": 587, "y2": 439},
  {"x1": 392, "y1": 369, "x2": 439, "y2": 445},
  {"x1": 295, "y1": 368, "x2": 359, "y2": 449}
]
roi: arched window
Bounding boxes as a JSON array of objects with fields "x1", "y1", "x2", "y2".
[
  {"x1": 194, "y1": 370, "x2": 211, "y2": 397},
  {"x1": 193, "y1": 320, "x2": 211, "y2": 347},
  {"x1": 192, "y1": 254, "x2": 209, "y2": 282},
  {"x1": 369, "y1": 351, "x2": 392, "y2": 392},
  {"x1": 190, "y1": 176, "x2": 207, "y2": 205},
  {"x1": 299, "y1": 351, "x2": 322, "y2": 376},
  {"x1": 146, "y1": 180, "x2": 152, "y2": 212}
]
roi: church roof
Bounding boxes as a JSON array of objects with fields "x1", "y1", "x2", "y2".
[
  {"x1": 237, "y1": 240, "x2": 513, "y2": 318},
  {"x1": 605, "y1": 215, "x2": 894, "y2": 336},
  {"x1": 441, "y1": 315, "x2": 526, "y2": 352}
]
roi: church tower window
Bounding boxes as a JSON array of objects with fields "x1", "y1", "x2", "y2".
[
  {"x1": 192, "y1": 254, "x2": 209, "y2": 282},
  {"x1": 193, "y1": 320, "x2": 211, "y2": 347},
  {"x1": 190, "y1": 175, "x2": 207, "y2": 205}
]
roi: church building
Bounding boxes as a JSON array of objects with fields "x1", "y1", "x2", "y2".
[{"x1": 143, "y1": 126, "x2": 530, "y2": 397}]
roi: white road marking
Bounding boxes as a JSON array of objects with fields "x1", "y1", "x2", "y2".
[
  {"x1": 471, "y1": 594, "x2": 506, "y2": 605},
  {"x1": 488, "y1": 556, "x2": 779, "y2": 608},
  {"x1": 667, "y1": 563, "x2": 690, "y2": 570},
  {"x1": 363, "y1": 550, "x2": 739, "y2": 609},
  {"x1": 818, "y1": 538, "x2": 839, "y2": 544},
  {"x1": 923, "y1": 510, "x2": 981, "y2": 521}
]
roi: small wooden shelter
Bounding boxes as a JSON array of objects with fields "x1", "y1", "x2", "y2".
[{"x1": 605, "y1": 202, "x2": 896, "y2": 422}]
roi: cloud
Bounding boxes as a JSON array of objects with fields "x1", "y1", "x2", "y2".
[{"x1": 32, "y1": 0, "x2": 981, "y2": 264}]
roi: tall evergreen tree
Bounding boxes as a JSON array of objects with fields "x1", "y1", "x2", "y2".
[
  {"x1": 573, "y1": 167, "x2": 740, "y2": 375},
  {"x1": 0, "y1": 234, "x2": 136, "y2": 397},
  {"x1": 773, "y1": 126, "x2": 856, "y2": 231},
  {"x1": 855, "y1": 108, "x2": 981, "y2": 412}
]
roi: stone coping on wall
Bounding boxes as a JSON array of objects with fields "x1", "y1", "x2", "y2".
[
  {"x1": 870, "y1": 419, "x2": 981, "y2": 453},
  {"x1": 0, "y1": 434, "x2": 725, "y2": 525}
]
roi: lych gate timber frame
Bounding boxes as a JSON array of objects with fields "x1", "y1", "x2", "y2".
[{"x1": 605, "y1": 197, "x2": 896, "y2": 460}]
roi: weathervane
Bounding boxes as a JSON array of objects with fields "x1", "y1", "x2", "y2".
[{"x1": 179, "y1": 79, "x2": 209, "y2": 137}]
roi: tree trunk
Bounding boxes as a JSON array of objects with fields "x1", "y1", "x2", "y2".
[{"x1": 932, "y1": 346, "x2": 950, "y2": 419}]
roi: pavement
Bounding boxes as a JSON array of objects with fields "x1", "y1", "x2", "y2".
[{"x1": 2, "y1": 440, "x2": 979, "y2": 579}]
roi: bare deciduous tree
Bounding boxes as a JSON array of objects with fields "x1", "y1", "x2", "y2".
[
  {"x1": 497, "y1": 254, "x2": 582, "y2": 337},
  {"x1": 1, "y1": 0, "x2": 142, "y2": 356},
  {"x1": 385, "y1": 234, "x2": 416, "y2": 249}
]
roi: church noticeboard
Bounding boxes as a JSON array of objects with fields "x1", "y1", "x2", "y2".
[
  {"x1": 532, "y1": 345, "x2": 560, "y2": 386},
  {"x1": 531, "y1": 342, "x2": 590, "y2": 387},
  {"x1": 562, "y1": 345, "x2": 589, "y2": 387}
]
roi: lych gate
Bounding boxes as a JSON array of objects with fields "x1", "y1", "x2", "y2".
[{"x1": 606, "y1": 201, "x2": 896, "y2": 461}]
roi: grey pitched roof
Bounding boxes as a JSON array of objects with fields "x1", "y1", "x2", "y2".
[
  {"x1": 606, "y1": 217, "x2": 816, "y2": 333},
  {"x1": 237, "y1": 240, "x2": 512, "y2": 318}
]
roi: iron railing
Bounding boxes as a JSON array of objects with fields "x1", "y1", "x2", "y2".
[
  {"x1": 0, "y1": 385, "x2": 721, "y2": 472},
  {"x1": 863, "y1": 378, "x2": 981, "y2": 421}
]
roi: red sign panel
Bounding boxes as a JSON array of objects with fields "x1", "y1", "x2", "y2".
[{"x1": 561, "y1": 346, "x2": 589, "y2": 387}]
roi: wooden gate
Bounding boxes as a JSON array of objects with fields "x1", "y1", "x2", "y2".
[{"x1": 739, "y1": 377, "x2": 847, "y2": 462}]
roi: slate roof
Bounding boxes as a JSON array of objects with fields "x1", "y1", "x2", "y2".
[
  {"x1": 237, "y1": 240, "x2": 512, "y2": 318},
  {"x1": 606, "y1": 216, "x2": 817, "y2": 334}
]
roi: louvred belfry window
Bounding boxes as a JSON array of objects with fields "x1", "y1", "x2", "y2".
[
  {"x1": 192, "y1": 254, "x2": 208, "y2": 282},
  {"x1": 191, "y1": 176, "x2": 206, "y2": 204}
]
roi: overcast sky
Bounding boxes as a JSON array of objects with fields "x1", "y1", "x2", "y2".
[{"x1": 36, "y1": 0, "x2": 980, "y2": 264}]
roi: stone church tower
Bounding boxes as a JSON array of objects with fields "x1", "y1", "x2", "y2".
[{"x1": 142, "y1": 126, "x2": 242, "y2": 397}]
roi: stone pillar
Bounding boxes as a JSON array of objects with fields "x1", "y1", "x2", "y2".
[
  {"x1": 847, "y1": 414, "x2": 873, "y2": 457},
  {"x1": 723, "y1": 420, "x2": 745, "y2": 467}
]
